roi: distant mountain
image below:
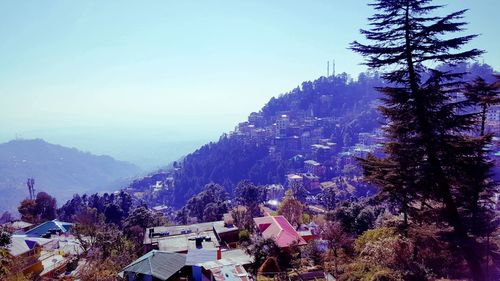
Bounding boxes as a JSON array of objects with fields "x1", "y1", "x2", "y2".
[{"x1": 0, "y1": 139, "x2": 141, "y2": 213}]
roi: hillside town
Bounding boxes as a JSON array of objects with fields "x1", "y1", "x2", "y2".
[
  {"x1": 127, "y1": 92, "x2": 499, "y2": 217},
  {"x1": 0, "y1": 0, "x2": 499, "y2": 280}
]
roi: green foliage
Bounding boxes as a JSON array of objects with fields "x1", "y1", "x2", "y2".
[
  {"x1": 123, "y1": 206, "x2": 165, "y2": 230},
  {"x1": 464, "y1": 76, "x2": 499, "y2": 136},
  {"x1": 34, "y1": 192, "x2": 57, "y2": 221},
  {"x1": 17, "y1": 199, "x2": 38, "y2": 224},
  {"x1": 339, "y1": 262, "x2": 403, "y2": 281},
  {"x1": 203, "y1": 202, "x2": 228, "y2": 222},
  {"x1": 303, "y1": 240, "x2": 324, "y2": 268},
  {"x1": 0, "y1": 226, "x2": 11, "y2": 247},
  {"x1": 74, "y1": 214, "x2": 138, "y2": 281},
  {"x1": 0, "y1": 226, "x2": 12, "y2": 279},
  {"x1": 351, "y1": 1, "x2": 492, "y2": 279},
  {"x1": 123, "y1": 206, "x2": 167, "y2": 247},
  {"x1": 183, "y1": 183, "x2": 229, "y2": 222},
  {"x1": 17, "y1": 192, "x2": 57, "y2": 224},
  {"x1": 72, "y1": 207, "x2": 106, "y2": 253},
  {"x1": 317, "y1": 184, "x2": 337, "y2": 211},
  {"x1": 58, "y1": 191, "x2": 133, "y2": 226},
  {"x1": 329, "y1": 199, "x2": 382, "y2": 235},
  {"x1": 0, "y1": 227, "x2": 31, "y2": 281},
  {"x1": 354, "y1": 227, "x2": 396, "y2": 253},
  {"x1": 289, "y1": 182, "x2": 308, "y2": 203},
  {"x1": 172, "y1": 137, "x2": 271, "y2": 207},
  {"x1": 239, "y1": 229, "x2": 250, "y2": 242},
  {"x1": 235, "y1": 180, "x2": 266, "y2": 216},
  {"x1": 231, "y1": 206, "x2": 255, "y2": 231},
  {"x1": 318, "y1": 220, "x2": 353, "y2": 277},
  {"x1": 246, "y1": 237, "x2": 290, "y2": 275},
  {"x1": 302, "y1": 213, "x2": 311, "y2": 225},
  {"x1": 341, "y1": 227, "x2": 425, "y2": 281},
  {"x1": 277, "y1": 189, "x2": 304, "y2": 227}
]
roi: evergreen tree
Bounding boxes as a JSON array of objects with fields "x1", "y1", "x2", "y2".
[
  {"x1": 35, "y1": 192, "x2": 57, "y2": 222},
  {"x1": 351, "y1": 1, "x2": 492, "y2": 280},
  {"x1": 464, "y1": 76, "x2": 500, "y2": 136},
  {"x1": 317, "y1": 184, "x2": 337, "y2": 211},
  {"x1": 235, "y1": 180, "x2": 266, "y2": 216},
  {"x1": 277, "y1": 189, "x2": 304, "y2": 227}
]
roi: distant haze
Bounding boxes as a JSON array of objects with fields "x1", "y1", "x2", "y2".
[
  {"x1": 0, "y1": 0, "x2": 498, "y2": 169},
  {"x1": 0, "y1": 126, "x2": 221, "y2": 170}
]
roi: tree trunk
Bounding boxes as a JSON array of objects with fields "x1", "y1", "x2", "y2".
[{"x1": 480, "y1": 104, "x2": 487, "y2": 136}]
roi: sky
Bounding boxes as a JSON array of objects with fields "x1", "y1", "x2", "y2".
[{"x1": 0, "y1": 0, "x2": 498, "y2": 169}]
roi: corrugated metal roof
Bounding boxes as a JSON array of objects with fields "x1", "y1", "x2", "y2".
[
  {"x1": 120, "y1": 250, "x2": 187, "y2": 280},
  {"x1": 200, "y1": 260, "x2": 251, "y2": 281}
]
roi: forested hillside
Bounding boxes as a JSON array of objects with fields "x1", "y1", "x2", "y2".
[
  {"x1": 128, "y1": 62, "x2": 497, "y2": 209},
  {"x1": 133, "y1": 72, "x2": 385, "y2": 208}
]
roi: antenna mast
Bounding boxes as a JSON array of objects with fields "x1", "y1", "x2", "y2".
[
  {"x1": 332, "y1": 59, "x2": 336, "y2": 77},
  {"x1": 27, "y1": 178, "x2": 35, "y2": 200}
]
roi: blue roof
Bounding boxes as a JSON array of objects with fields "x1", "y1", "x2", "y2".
[
  {"x1": 25, "y1": 239, "x2": 37, "y2": 249},
  {"x1": 25, "y1": 220, "x2": 73, "y2": 237}
]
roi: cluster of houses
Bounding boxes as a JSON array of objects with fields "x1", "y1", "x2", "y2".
[
  {"x1": 135, "y1": 109, "x2": 387, "y2": 213},
  {"x1": 2, "y1": 210, "x2": 329, "y2": 281},
  {"x1": 232, "y1": 112, "x2": 342, "y2": 163},
  {"x1": 120, "y1": 213, "x2": 330, "y2": 281},
  {"x1": 232, "y1": 112, "x2": 384, "y2": 188},
  {"x1": 2, "y1": 219, "x2": 82, "y2": 280}
]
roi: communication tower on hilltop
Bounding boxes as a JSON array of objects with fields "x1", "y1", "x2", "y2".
[
  {"x1": 327, "y1": 59, "x2": 336, "y2": 77},
  {"x1": 332, "y1": 59, "x2": 336, "y2": 77},
  {"x1": 27, "y1": 178, "x2": 35, "y2": 200}
]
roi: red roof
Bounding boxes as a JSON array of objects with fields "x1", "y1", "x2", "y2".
[{"x1": 253, "y1": 216, "x2": 307, "y2": 248}]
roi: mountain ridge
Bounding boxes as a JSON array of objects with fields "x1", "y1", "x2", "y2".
[{"x1": 0, "y1": 138, "x2": 142, "y2": 213}]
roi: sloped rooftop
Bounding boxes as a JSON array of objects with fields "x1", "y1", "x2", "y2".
[
  {"x1": 253, "y1": 215, "x2": 307, "y2": 248},
  {"x1": 25, "y1": 220, "x2": 72, "y2": 237},
  {"x1": 119, "y1": 250, "x2": 187, "y2": 280}
]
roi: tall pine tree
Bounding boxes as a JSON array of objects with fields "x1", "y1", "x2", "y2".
[
  {"x1": 464, "y1": 77, "x2": 499, "y2": 137},
  {"x1": 351, "y1": 1, "x2": 494, "y2": 280}
]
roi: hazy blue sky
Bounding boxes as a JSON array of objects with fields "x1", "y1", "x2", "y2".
[{"x1": 0, "y1": 0, "x2": 498, "y2": 168}]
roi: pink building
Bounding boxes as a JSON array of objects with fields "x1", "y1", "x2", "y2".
[{"x1": 253, "y1": 216, "x2": 307, "y2": 248}]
